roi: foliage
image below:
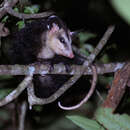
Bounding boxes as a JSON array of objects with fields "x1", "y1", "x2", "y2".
[
  {"x1": 78, "y1": 32, "x2": 96, "y2": 56},
  {"x1": 111, "y1": 0, "x2": 130, "y2": 24},
  {"x1": 16, "y1": 20, "x2": 25, "y2": 29},
  {"x1": 66, "y1": 115, "x2": 105, "y2": 130},
  {"x1": 67, "y1": 107, "x2": 130, "y2": 130},
  {"x1": 24, "y1": 5, "x2": 40, "y2": 14},
  {"x1": 95, "y1": 107, "x2": 130, "y2": 130},
  {"x1": 0, "y1": 0, "x2": 130, "y2": 130},
  {"x1": 15, "y1": 5, "x2": 40, "y2": 29}
]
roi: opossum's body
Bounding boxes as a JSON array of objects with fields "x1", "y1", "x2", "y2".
[
  {"x1": 4, "y1": 15, "x2": 84, "y2": 98},
  {"x1": 8, "y1": 15, "x2": 74, "y2": 65}
]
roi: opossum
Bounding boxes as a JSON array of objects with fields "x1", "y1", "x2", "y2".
[{"x1": 3, "y1": 15, "x2": 84, "y2": 98}]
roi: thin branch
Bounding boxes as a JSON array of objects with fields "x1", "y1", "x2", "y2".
[
  {"x1": 0, "y1": 0, "x2": 19, "y2": 19},
  {"x1": 0, "y1": 66, "x2": 35, "y2": 107},
  {"x1": 0, "y1": 75, "x2": 32, "y2": 106},
  {"x1": 85, "y1": 25, "x2": 115, "y2": 65},
  {"x1": 18, "y1": 101, "x2": 27, "y2": 130},
  {"x1": 0, "y1": 0, "x2": 53, "y2": 22},
  {"x1": 0, "y1": 62, "x2": 125, "y2": 75},
  {"x1": 6, "y1": 7, "x2": 54, "y2": 19},
  {"x1": 58, "y1": 65, "x2": 97, "y2": 110},
  {"x1": 96, "y1": 90, "x2": 104, "y2": 102}
]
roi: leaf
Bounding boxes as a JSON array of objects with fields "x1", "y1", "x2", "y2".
[
  {"x1": 13, "y1": 7, "x2": 19, "y2": 12},
  {"x1": 78, "y1": 32, "x2": 96, "y2": 43},
  {"x1": 111, "y1": 0, "x2": 130, "y2": 24},
  {"x1": 95, "y1": 107, "x2": 130, "y2": 130},
  {"x1": 16, "y1": 21, "x2": 25, "y2": 29},
  {"x1": 24, "y1": 5, "x2": 40, "y2": 14},
  {"x1": 1, "y1": 16, "x2": 9, "y2": 23},
  {"x1": 79, "y1": 48, "x2": 90, "y2": 56},
  {"x1": 66, "y1": 115, "x2": 105, "y2": 130}
]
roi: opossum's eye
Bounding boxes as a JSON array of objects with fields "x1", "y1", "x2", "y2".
[{"x1": 58, "y1": 36, "x2": 66, "y2": 44}]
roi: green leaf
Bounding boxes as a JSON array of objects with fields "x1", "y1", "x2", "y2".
[
  {"x1": 78, "y1": 32, "x2": 96, "y2": 43},
  {"x1": 1, "y1": 16, "x2": 9, "y2": 23},
  {"x1": 79, "y1": 48, "x2": 90, "y2": 56},
  {"x1": 24, "y1": 5, "x2": 40, "y2": 14},
  {"x1": 111, "y1": 0, "x2": 130, "y2": 24},
  {"x1": 13, "y1": 7, "x2": 19, "y2": 12},
  {"x1": 95, "y1": 107, "x2": 130, "y2": 130},
  {"x1": 16, "y1": 21, "x2": 25, "y2": 29},
  {"x1": 66, "y1": 115, "x2": 105, "y2": 130}
]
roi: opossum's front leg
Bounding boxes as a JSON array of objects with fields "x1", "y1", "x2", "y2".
[{"x1": 37, "y1": 58, "x2": 54, "y2": 72}]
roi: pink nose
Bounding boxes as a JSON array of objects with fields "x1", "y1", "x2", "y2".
[{"x1": 69, "y1": 52, "x2": 74, "y2": 58}]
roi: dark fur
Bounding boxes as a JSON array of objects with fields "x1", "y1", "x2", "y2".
[
  {"x1": 8, "y1": 16, "x2": 69, "y2": 64},
  {"x1": 5, "y1": 16, "x2": 84, "y2": 98}
]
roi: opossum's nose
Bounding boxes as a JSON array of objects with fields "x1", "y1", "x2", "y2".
[{"x1": 68, "y1": 52, "x2": 74, "y2": 58}]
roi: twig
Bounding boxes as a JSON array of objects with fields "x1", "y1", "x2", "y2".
[
  {"x1": 0, "y1": 0, "x2": 53, "y2": 21},
  {"x1": 6, "y1": 7, "x2": 53, "y2": 19},
  {"x1": 86, "y1": 25, "x2": 115, "y2": 65},
  {"x1": 96, "y1": 90, "x2": 104, "y2": 102},
  {"x1": 0, "y1": 75, "x2": 32, "y2": 106},
  {"x1": 0, "y1": 66, "x2": 35, "y2": 107},
  {"x1": 18, "y1": 101, "x2": 27, "y2": 130},
  {"x1": 58, "y1": 65, "x2": 97, "y2": 110},
  {"x1": 0, "y1": 0, "x2": 19, "y2": 19}
]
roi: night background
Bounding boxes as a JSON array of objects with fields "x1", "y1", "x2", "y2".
[{"x1": 0, "y1": 0, "x2": 130, "y2": 130}]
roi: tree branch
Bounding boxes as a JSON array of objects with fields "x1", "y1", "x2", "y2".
[
  {"x1": 18, "y1": 101, "x2": 27, "y2": 130},
  {"x1": 6, "y1": 7, "x2": 53, "y2": 19},
  {"x1": 103, "y1": 62, "x2": 130, "y2": 112},
  {"x1": 0, "y1": 66, "x2": 35, "y2": 107},
  {"x1": 0, "y1": 62, "x2": 125, "y2": 75},
  {"x1": 0, "y1": 0, "x2": 19, "y2": 19}
]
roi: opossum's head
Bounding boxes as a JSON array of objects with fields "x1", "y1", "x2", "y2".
[{"x1": 45, "y1": 15, "x2": 74, "y2": 59}]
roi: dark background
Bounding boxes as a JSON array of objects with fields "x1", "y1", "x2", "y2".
[{"x1": 0, "y1": 0, "x2": 130, "y2": 130}]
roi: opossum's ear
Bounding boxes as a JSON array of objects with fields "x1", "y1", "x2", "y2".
[
  {"x1": 50, "y1": 23, "x2": 60, "y2": 33},
  {"x1": 70, "y1": 31, "x2": 77, "y2": 37},
  {"x1": 70, "y1": 30, "x2": 82, "y2": 39}
]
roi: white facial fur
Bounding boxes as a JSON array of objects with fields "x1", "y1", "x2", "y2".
[{"x1": 46, "y1": 23, "x2": 74, "y2": 59}]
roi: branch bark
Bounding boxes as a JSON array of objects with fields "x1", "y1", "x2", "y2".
[
  {"x1": 6, "y1": 7, "x2": 53, "y2": 19},
  {"x1": 0, "y1": 0, "x2": 19, "y2": 19},
  {"x1": 0, "y1": 62, "x2": 125, "y2": 75},
  {"x1": 103, "y1": 62, "x2": 130, "y2": 112}
]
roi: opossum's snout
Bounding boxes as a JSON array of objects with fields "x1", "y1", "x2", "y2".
[{"x1": 68, "y1": 51, "x2": 74, "y2": 58}]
